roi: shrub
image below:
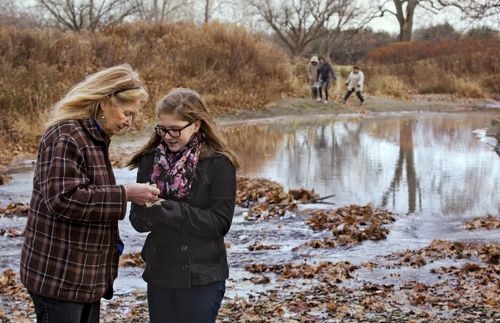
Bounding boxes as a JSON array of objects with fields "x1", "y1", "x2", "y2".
[
  {"x1": 365, "y1": 38, "x2": 499, "y2": 98},
  {"x1": 0, "y1": 22, "x2": 299, "y2": 156},
  {"x1": 368, "y1": 74, "x2": 410, "y2": 99}
]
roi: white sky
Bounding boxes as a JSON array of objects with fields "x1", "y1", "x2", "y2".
[
  {"x1": 367, "y1": 4, "x2": 500, "y2": 34},
  {"x1": 16, "y1": 0, "x2": 500, "y2": 34}
]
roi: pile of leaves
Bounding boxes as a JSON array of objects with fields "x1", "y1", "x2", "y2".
[
  {"x1": 119, "y1": 252, "x2": 145, "y2": 268},
  {"x1": 236, "y1": 177, "x2": 319, "y2": 221},
  {"x1": 464, "y1": 214, "x2": 500, "y2": 230},
  {"x1": 247, "y1": 242, "x2": 280, "y2": 251},
  {"x1": 217, "y1": 283, "x2": 444, "y2": 322},
  {"x1": 428, "y1": 263, "x2": 500, "y2": 309},
  {"x1": 0, "y1": 269, "x2": 34, "y2": 321},
  {"x1": 383, "y1": 240, "x2": 500, "y2": 267},
  {"x1": 244, "y1": 261, "x2": 357, "y2": 283},
  {"x1": 0, "y1": 171, "x2": 11, "y2": 185},
  {"x1": 0, "y1": 203, "x2": 29, "y2": 217},
  {"x1": 0, "y1": 228, "x2": 23, "y2": 238},
  {"x1": 304, "y1": 204, "x2": 396, "y2": 248}
]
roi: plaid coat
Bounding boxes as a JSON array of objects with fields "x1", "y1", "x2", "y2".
[{"x1": 20, "y1": 119, "x2": 127, "y2": 303}]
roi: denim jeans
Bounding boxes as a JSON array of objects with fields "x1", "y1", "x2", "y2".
[
  {"x1": 319, "y1": 79, "x2": 330, "y2": 100},
  {"x1": 147, "y1": 281, "x2": 226, "y2": 323},
  {"x1": 29, "y1": 291, "x2": 100, "y2": 323}
]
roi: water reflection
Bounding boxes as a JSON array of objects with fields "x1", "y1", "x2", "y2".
[{"x1": 224, "y1": 112, "x2": 500, "y2": 217}]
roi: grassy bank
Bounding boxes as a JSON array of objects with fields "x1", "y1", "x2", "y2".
[
  {"x1": 365, "y1": 39, "x2": 500, "y2": 99},
  {"x1": 1, "y1": 24, "x2": 499, "y2": 169},
  {"x1": 0, "y1": 22, "x2": 299, "y2": 166}
]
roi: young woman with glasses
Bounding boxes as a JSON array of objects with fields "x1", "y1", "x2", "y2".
[{"x1": 127, "y1": 88, "x2": 239, "y2": 322}]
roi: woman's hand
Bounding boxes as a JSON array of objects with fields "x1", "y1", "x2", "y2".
[{"x1": 125, "y1": 183, "x2": 160, "y2": 205}]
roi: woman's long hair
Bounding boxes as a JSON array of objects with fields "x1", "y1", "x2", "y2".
[
  {"x1": 46, "y1": 64, "x2": 148, "y2": 128},
  {"x1": 127, "y1": 88, "x2": 239, "y2": 171}
]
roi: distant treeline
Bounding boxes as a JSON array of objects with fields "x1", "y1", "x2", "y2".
[{"x1": 307, "y1": 23, "x2": 499, "y2": 65}]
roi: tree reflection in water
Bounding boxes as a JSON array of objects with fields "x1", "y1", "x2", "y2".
[
  {"x1": 381, "y1": 119, "x2": 422, "y2": 213},
  {"x1": 221, "y1": 112, "x2": 499, "y2": 217}
]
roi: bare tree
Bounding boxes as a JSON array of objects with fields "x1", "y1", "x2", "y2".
[
  {"x1": 247, "y1": 0, "x2": 364, "y2": 56},
  {"x1": 197, "y1": 0, "x2": 236, "y2": 23},
  {"x1": 0, "y1": 1, "x2": 41, "y2": 28},
  {"x1": 134, "y1": 0, "x2": 190, "y2": 23},
  {"x1": 372, "y1": 0, "x2": 425, "y2": 42},
  {"x1": 436, "y1": 0, "x2": 500, "y2": 19},
  {"x1": 37, "y1": 0, "x2": 139, "y2": 31},
  {"x1": 373, "y1": 0, "x2": 500, "y2": 42}
]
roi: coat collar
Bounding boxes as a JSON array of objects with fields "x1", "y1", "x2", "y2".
[{"x1": 79, "y1": 118, "x2": 110, "y2": 145}]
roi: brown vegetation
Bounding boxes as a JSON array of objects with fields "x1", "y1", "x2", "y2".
[
  {"x1": 0, "y1": 22, "x2": 297, "y2": 165},
  {"x1": 365, "y1": 39, "x2": 500, "y2": 99}
]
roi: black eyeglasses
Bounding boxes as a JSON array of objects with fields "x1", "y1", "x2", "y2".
[{"x1": 155, "y1": 123, "x2": 192, "y2": 138}]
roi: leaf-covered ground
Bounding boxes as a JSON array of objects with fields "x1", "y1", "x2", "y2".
[{"x1": 1, "y1": 178, "x2": 499, "y2": 322}]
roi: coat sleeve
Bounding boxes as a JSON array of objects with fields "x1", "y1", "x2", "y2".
[
  {"x1": 168, "y1": 157, "x2": 236, "y2": 239},
  {"x1": 40, "y1": 135, "x2": 126, "y2": 222},
  {"x1": 129, "y1": 156, "x2": 163, "y2": 232},
  {"x1": 358, "y1": 72, "x2": 364, "y2": 91},
  {"x1": 330, "y1": 65, "x2": 337, "y2": 81}
]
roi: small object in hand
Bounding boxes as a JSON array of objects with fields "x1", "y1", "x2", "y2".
[{"x1": 146, "y1": 198, "x2": 165, "y2": 208}]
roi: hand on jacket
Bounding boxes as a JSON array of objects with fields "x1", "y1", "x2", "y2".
[
  {"x1": 155, "y1": 200, "x2": 184, "y2": 230},
  {"x1": 161, "y1": 200, "x2": 180, "y2": 216},
  {"x1": 130, "y1": 199, "x2": 184, "y2": 232}
]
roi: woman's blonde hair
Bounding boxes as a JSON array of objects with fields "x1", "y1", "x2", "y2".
[
  {"x1": 128, "y1": 88, "x2": 240, "y2": 171},
  {"x1": 46, "y1": 64, "x2": 148, "y2": 128}
]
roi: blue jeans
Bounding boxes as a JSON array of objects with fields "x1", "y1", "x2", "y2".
[
  {"x1": 319, "y1": 79, "x2": 330, "y2": 100},
  {"x1": 148, "y1": 281, "x2": 226, "y2": 323},
  {"x1": 29, "y1": 292, "x2": 100, "y2": 323}
]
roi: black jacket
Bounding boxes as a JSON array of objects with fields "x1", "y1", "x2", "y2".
[
  {"x1": 129, "y1": 150, "x2": 236, "y2": 288},
  {"x1": 317, "y1": 62, "x2": 337, "y2": 81}
]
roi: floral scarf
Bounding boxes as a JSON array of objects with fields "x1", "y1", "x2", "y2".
[{"x1": 151, "y1": 132, "x2": 203, "y2": 199}]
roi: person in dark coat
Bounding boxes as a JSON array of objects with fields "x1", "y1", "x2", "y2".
[
  {"x1": 20, "y1": 64, "x2": 161, "y2": 323},
  {"x1": 317, "y1": 56, "x2": 337, "y2": 103},
  {"x1": 127, "y1": 87, "x2": 239, "y2": 323}
]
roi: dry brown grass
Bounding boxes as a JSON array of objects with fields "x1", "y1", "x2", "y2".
[
  {"x1": 0, "y1": 22, "x2": 299, "y2": 163},
  {"x1": 365, "y1": 38, "x2": 500, "y2": 99}
]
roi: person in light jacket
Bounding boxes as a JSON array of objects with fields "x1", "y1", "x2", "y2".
[
  {"x1": 307, "y1": 56, "x2": 319, "y2": 99},
  {"x1": 20, "y1": 64, "x2": 161, "y2": 323},
  {"x1": 343, "y1": 65, "x2": 365, "y2": 104},
  {"x1": 127, "y1": 87, "x2": 239, "y2": 323}
]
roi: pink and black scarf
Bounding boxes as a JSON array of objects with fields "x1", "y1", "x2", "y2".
[{"x1": 151, "y1": 132, "x2": 203, "y2": 199}]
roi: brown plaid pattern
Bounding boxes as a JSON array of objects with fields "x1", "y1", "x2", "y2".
[{"x1": 20, "y1": 119, "x2": 127, "y2": 303}]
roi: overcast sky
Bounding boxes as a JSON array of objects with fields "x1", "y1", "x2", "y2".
[
  {"x1": 367, "y1": 4, "x2": 500, "y2": 34},
  {"x1": 16, "y1": 0, "x2": 500, "y2": 34}
]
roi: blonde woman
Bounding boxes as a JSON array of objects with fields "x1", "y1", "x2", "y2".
[
  {"x1": 128, "y1": 88, "x2": 239, "y2": 323},
  {"x1": 20, "y1": 64, "x2": 160, "y2": 323}
]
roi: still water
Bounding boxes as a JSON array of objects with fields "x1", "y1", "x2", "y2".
[
  {"x1": 227, "y1": 112, "x2": 499, "y2": 217},
  {"x1": 0, "y1": 111, "x2": 499, "y2": 297}
]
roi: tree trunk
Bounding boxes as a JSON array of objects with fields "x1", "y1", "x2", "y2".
[
  {"x1": 394, "y1": 0, "x2": 417, "y2": 42},
  {"x1": 399, "y1": 20, "x2": 413, "y2": 41},
  {"x1": 204, "y1": 0, "x2": 210, "y2": 23}
]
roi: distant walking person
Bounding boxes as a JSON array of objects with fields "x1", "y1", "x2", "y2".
[
  {"x1": 317, "y1": 56, "x2": 337, "y2": 104},
  {"x1": 307, "y1": 56, "x2": 319, "y2": 99},
  {"x1": 343, "y1": 65, "x2": 365, "y2": 105}
]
